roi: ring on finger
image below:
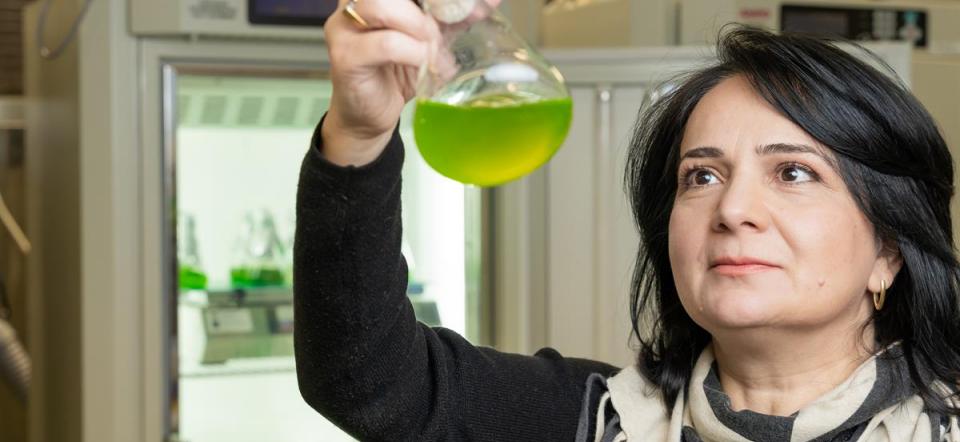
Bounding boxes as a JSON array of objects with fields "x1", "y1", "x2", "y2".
[{"x1": 343, "y1": 0, "x2": 370, "y2": 30}]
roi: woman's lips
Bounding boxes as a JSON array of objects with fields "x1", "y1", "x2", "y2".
[
  {"x1": 709, "y1": 257, "x2": 780, "y2": 276},
  {"x1": 711, "y1": 263, "x2": 779, "y2": 276}
]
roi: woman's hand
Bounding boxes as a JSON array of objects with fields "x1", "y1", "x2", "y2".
[{"x1": 321, "y1": 0, "x2": 440, "y2": 167}]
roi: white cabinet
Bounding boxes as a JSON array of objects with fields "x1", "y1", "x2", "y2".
[{"x1": 539, "y1": 47, "x2": 714, "y2": 368}]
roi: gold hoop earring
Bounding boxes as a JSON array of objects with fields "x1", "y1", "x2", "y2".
[{"x1": 873, "y1": 279, "x2": 887, "y2": 310}]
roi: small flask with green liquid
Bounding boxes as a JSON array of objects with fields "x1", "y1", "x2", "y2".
[
  {"x1": 178, "y1": 213, "x2": 208, "y2": 291},
  {"x1": 229, "y1": 210, "x2": 286, "y2": 288},
  {"x1": 414, "y1": 0, "x2": 572, "y2": 187}
]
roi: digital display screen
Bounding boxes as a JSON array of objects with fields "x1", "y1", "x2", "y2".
[
  {"x1": 249, "y1": 0, "x2": 339, "y2": 26},
  {"x1": 782, "y1": 10, "x2": 850, "y2": 37},
  {"x1": 780, "y1": 5, "x2": 927, "y2": 47}
]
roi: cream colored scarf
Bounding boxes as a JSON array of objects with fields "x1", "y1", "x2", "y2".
[{"x1": 593, "y1": 344, "x2": 960, "y2": 442}]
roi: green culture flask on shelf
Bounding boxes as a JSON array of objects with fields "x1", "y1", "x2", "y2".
[
  {"x1": 413, "y1": 0, "x2": 573, "y2": 187},
  {"x1": 178, "y1": 213, "x2": 208, "y2": 290},
  {"x1": 230, "y1": 210, "x2": 286, "y2": 288}
]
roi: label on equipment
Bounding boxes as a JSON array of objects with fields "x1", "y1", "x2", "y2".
[
  {"x1": 274, "y1": 305, "x2": 295, "y2": 333},
  {"x1": 206, "y1": 308, "x2": 255, "y2": 334},
  {"x1": 425, "y1": 0, "x2": 476, "y2": 24}
]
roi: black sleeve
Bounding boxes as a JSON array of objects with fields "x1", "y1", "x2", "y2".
[{"x1": 293, "y1": 115, "x2": 621, "y2": 442}]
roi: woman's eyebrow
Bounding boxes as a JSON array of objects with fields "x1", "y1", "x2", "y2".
[
  {"x1": 678, "y1": 143, "x2": 838, "y2": 170},
  {"x1": 757, "y1": 142, "x2": 839, "y2": 170},
  {"x1": 679, "y1": 146, "x2": 724, "y2": 161},
  {"x1": 757, "y1": 142, "x2": 819, "y2": 156}
]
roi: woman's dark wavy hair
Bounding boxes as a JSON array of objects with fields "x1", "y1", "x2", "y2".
[{"x1": 626, "y1": 26, "x2": 960, "y2": 414}]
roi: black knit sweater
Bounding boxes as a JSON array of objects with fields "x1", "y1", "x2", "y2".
[{"x1": 293, "y1": 117, "x2": 620, "y2": 441}]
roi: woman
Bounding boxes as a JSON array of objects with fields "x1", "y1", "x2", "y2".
[{"x1": 293, "y1": 0, "x2": 960, "y2": 440}]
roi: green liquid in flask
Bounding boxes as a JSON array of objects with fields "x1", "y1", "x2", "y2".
[{"x1": 413, "y1": 95, "x2": 573, "y2": 186}]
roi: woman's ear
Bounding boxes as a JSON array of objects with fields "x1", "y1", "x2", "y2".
[{"x1": 868, "y1": 241, "x2": 903, "y2": 293}]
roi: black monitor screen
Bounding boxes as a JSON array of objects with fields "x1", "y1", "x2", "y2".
[
  {"x1": 782, "y1": 9, "x2": 850, "y2": 37},
  {"x1": 249, "y1": 0, "x2": 339, "y2": 26}
]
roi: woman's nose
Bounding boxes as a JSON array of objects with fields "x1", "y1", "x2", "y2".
[{"x1": 711, "y1": 174, "x2": 770, "y2": 234}]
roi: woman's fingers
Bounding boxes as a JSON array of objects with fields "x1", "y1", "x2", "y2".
[
  {"x1": 339, "y1": 0, "x2": 438, "y2": 42},
  {"x1": 338, "y1": 30, "x2": 431, "y2": 69},
  {"x1": 327, "y1": 0, "x2": 439, "y2": 71}
]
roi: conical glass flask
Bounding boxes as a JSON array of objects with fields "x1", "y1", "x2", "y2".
[
  {"x1": 178, "y1": 213, "x2": 208, "y2": 290},
  {"x1": 414, "y1": 0, "x2": 573, "y2": 187}
]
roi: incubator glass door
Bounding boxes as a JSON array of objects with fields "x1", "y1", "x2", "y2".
[{"x1": 166, "y1": 67, "x2": 487, "y2": 442}]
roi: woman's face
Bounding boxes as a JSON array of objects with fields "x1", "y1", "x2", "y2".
[{"x1": 668, "y1": 75, "x2": 900, "y2": 334}]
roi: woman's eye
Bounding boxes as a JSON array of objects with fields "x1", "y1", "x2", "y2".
[
  {"x1": 688, "y1": 169, "x2": 719, "y2": 187},
  {"x1": 778, "y1": 165, "x2": 816, "y2": 183}
]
